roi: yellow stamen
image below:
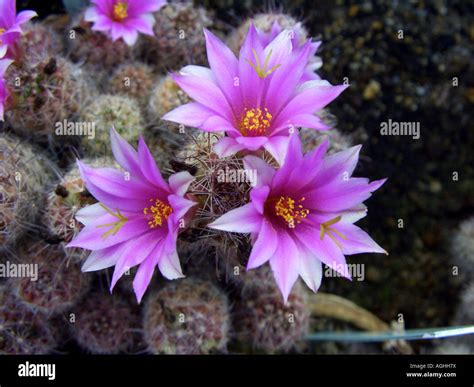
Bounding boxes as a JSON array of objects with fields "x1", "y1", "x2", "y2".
[
  {"x1": 96, "y1": 204, "x2": 129, "y2": 240},
  {"x1": 143, "y1": 198, "x2": 173, "y2": 229},
  {"x1": 320, "y1": 215, "x2": 346, "y2": 248},
  {"x1": 0, "y1": 28, "x2": 5, "y2": 46},
  {"x1": 240, "y1": 107, "x2": 272, "y2": 136},
  {"x1": 113, "y1": 1, "x2": 128, "y2": 21},
  {"x1": 273, "y1": 196, "x2": 309, "y2": 229},
  {"x1": 246, "y1": 48, "x2": 281, "y2": 78}
]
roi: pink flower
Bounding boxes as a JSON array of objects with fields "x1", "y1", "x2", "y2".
[
  {"x1": 84, "y1": 0, "x2": 166, "y2": 46},
  {"x1": 260, "y1": 21, "x2": 322, "y2": 81},
  {"x1": 67, "y1": 129, "x2": 196, "y2": 302},
  {"x1": 163, "y1": 25, "x2": 347, "y2": 164},
  {"x1": 0, "y1": 0, "x2": 37, "y2": 58},
  {"x1": 0, "y1": 58, "x2": 13, "y2": 120},
  {"x1": 208, "y1": 135, "x2": 387, "y2": 302}
]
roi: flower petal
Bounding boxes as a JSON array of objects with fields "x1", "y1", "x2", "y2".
[
  {"x1": 168, "y1": 171, "x2": 195, "y2": 196},
  {"x1": 158, "y1": 249, "x2": 185, "y2": 280},
  {"x1": 309, "y1": 145, "x2": 362, "y2": 187},
  {"x1": 263, "y1": 135, "x2": 290, "y2": 165},
  {"x1": 334, "y1": 223, "x2": 387, "y2": 255},
  {"x1": 272, "y1": 134, "x2": 304, "y2": 189},
  {"x1": 208, "y1": 203, "x2": 262, "y2": 233},
  {"x1": 269, "y1": 232, "x2": 300, "y2": 303},
  {"x1": 84, "y1": 6, "x2": 99, "y2": 22},
  {"x1": 15, "y1": 10, "x2": 37, "y2": 26},
  {"x1": 201, "y1": 115, "x2": 239, "y2": 133},
  {"x1": 81, "y1": 243, "x2": 124, "y2": 272},
  {"x1": 78, "y1": 160, "x2": 156, "y2": 199},
  {"x1": 110, "y1": 127, "x2": 143, "y2": 178},
  {"x1": 295, "y1": 223, "x2": 351, "y2": 279},
  {"x1": 235, "y1": 136, "x2": 267, "y2": 151},
  {"x1": 67, "y1": 216, "x2": 152, "y2": 251},
  {"x1": 238, "y1": 24, "x2": 264, "y2": 109},
  {"x1": 110, "y1": 231, "x2": 162, "y2": 291},
  {"x1": 273, "y1": 82, "x2": 348, "y2": 129},
  {"x1": 250, "y1": 185, "x2": 270, "y2": 214},
  {"x1": 305, "y1": 178, "x2": 387, "y2": 212},
  {"x1": 172, "y1": 67, "x2": 234, "y2": 122},
  {"x1": 127, "y1": 0, "x2": 166, "y2": 16},
  {"x1": 247, "y1": 219, "x2": 277, "y2": 269},
  {"x1": 262, "y1": 29, "x2": 293, "y2": 74},
  {"x1": 203, "y1": 29, "x2": 242, "y2": 116},
  {"x1": 283, "y1": 114, "x2": 331, "y2": 131},
  {"x1": 162, "y1": 102, "x2": 215, "y2": 127},
  {"x1": 0, "y1": 59, "x2": 14, "y2": 76},
  {"x1": 213, "y1": 136, "x2": 245, "y2": 158},
  {"x1": 124, "y1": 15, "x2": 155, "y2": 36},
  {"x1": 121, "y1": 27, "x2": 139, "y2": 46},
  {"x1": 133, "y1": 240, "x2": 165, "y2": 303},
  {"x1": 75, "y1": 203, "x2": 107, "y2": 226},
  {"x1": 264, "y1": 37, "x2": 312, "y2": 115},
  {"x1": 137, "y1": 136, "x2": 169, "y2": 191},
  {"x1": 243, "y1": 155, "x2": 275, "y2": 187},
  {"x1": 294, "y1": 241, "x2": 323, "y2": 293},
  {"x1": 168, "y1": 194, "x2": 197, "y2": 221},
  {"x1": 89, "y1": 14, "x2": 113, "y2": 31}
]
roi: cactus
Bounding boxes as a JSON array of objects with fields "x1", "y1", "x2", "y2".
[
  {"x1": 138, "y1": 3, "x2": 212, "y2": 71},
  {"x1": 5, "y1": 57, "x2": 88, "y2": 143},
  {"x1": 148, "y1": 74, "x2": 190, "y2": 123},
  {"x1": 81, "y1": 94, "x2": 144, "y2": 156},
  {"x1": 67, "y1": 14, "x2": 133, "y2": 71},
  {"x1": 232, "y1": 266, "x2": 310, "y2": 353},
  {"x1": 109, "y1": 62, "x2": 155, "y2": 109},
  {"x1": 166, "y1": 132, "x2": 254, "y2": 283},
  {"x1": 72, "y1": 291, "x2": 141, "y2": 354},
  {"x1": 146, "y1": 74, "x2": 193, "y2": 160},
  {"x1": 43, "y1": 157, "x2": 117, "y2": 245},
  {"x1": 10, "y1": 241, "x2": 91, "y2": 316},
  {"x1": 0, "y1": 134, "x2": 54, "y2": 250},
  {"x1": 17, "y1": 22, "x2": 64, "y2": 65},
  {"x1": 178, "y1": 238, "x2": 232, "y2": 284},
  {"x1": 143, "y1": 279, "x2": 230, "y2": 354},
  {"x1": 0, "y1": 285, "x2": 56, "y2": 354},
  {"x1": 177, "y1": 132, "x2": 250, "y2": 220}
]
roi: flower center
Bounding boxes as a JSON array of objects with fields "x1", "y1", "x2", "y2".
[
  {"x1": 0, "y1": 28, "x2": 5, "y2": 46},
  {"x1": 143, "y1": 198, "x2": 173, "y2": 229},
  {"x1": 272, "y1": 196, "x2": 309, "y2": 229},
  {"x1": 113, "y1": 1, "x2": 128, "y2": 21},
  {"x1": 240, "y1": 108, "x2": 272, "y2": 136}
]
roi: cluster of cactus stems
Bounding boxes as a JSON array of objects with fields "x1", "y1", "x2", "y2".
[
  {"x1": 0, "y1": 2, "x2": 470, "y2": 355},
  {"x1": 0, "y1": 4, "x2": 323, "y2": 354}
]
